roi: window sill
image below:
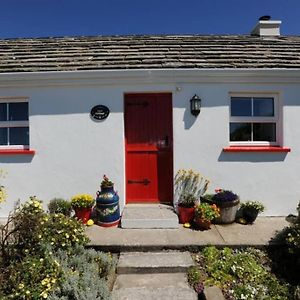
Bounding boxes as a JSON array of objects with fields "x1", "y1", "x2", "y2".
[
  {"x1": 223, "y1": 146, "x2": 291, "y2": 153},
  {"x1": 0, "y1": 149, "x2": 36, "y2": 155}
]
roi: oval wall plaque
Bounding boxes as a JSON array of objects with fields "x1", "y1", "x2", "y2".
[{"x1": 90, "y1": 105, "x2": 110, "y2": 121}]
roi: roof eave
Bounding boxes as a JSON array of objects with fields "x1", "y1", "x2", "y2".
[{"x1": 1, "y1": 68, "x2": 300, "y2": 87}]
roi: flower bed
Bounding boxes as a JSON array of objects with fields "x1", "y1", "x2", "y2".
[
  {"x1": 188, "y1": 246, "x2": 294, "y2": 300},
  {"x1": 0, "y1": 197, "x2": 116, "y2": 299}
]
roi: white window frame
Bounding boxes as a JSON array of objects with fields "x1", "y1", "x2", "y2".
[
  {"x1": 0, "y1": 97, "x2": 29, "y2": 150},
  {"x1": 229, "y1": 92, "x2": 281, "y2": 146}
]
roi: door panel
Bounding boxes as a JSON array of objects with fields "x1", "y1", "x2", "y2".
[
  {"x1": 124, "y1": 93, "x2": 173, "y2": 203},
  {"x1": 126, "y1": 151, "x2": 158, "y2": 202}
]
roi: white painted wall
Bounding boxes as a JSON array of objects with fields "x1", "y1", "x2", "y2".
[{"x1": 0, "y1": 69, "x2": 299, "y2": 216}]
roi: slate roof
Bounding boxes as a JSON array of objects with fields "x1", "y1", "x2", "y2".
[{"x1": 0, "y1": 35, "x2": 300, "y2": 73}]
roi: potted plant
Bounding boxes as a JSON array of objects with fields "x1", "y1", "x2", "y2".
[
  {"x1": 48, "y1": 198, "x2": 72, "y2": 217},
  {"x1": 174, "y1": 169, "x2": 210, "y2": 224},
  {"x1": 95, "y1": 175, "x2": 120, "y2": 227},
  {"x1": 193, "y1": 203, "x2": 220, "y2": 230},
  {"x1": 200, "y1": 193, "x2": 214, "y2": 203},
  {"x1": 211, "y1": 189, "x2": 239, "y2": 224},
  {"x1": 240, "y1": 201, "x2": 265, "y2": 224},
  {"x1": 71, "y1": 193, "x2": 95, "y2": 224},
  {"x1": 177, "y1": 193, "x2": 198, "y2": 224}
]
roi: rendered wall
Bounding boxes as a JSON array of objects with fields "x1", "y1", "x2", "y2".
[{"x1": 0, "y1": 71, "x2": 299, "y2": 216}]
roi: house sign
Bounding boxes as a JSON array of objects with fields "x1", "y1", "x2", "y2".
[{"x1": 90, "y1": 105, "x2": 110, "y2": 121}]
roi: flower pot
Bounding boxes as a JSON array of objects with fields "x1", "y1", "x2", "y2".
[
  {"x1": 213, "y1": 198, "x2": 240, "y2": 224},
  {"x1": 178, "y1": 206, "x2": 195, "y2": 224},
  {"x1": 193, "y1": 217, "x2": 211, "y2": 230},
  {"x1": 242, "y1": 207, "x2": 259, "y2": 224},
  {"x1": 74, "y1": 208, "x2": 92, "y2": 224}
]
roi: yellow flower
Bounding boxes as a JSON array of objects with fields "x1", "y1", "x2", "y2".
[
  {"x1": 86, "y1": 219, "x2": 94, "y2": 226},
  {"x1": 41, "y1": 278, "x2": 49, "y2": 286},
  {"x1": 183, "y1": 223, "x2": 191, "y2": 228},
  {"x1": 18, "y1": 283, "x2": 24, "y2": 289},
  {"x1": 54, "y1": 260, "x2": 60, "y2": 266}
]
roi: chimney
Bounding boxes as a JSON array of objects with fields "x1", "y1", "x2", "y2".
[{"x1": 251, "y1": 16, "x2": 281, "y2": 36}]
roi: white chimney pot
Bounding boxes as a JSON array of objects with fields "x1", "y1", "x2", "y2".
[{"x1": 251, "y1": 20, "x2": 281, "y2": 36}]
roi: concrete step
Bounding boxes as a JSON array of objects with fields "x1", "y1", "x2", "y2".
[
  {"x1": 117, "y1": 251, "x2": 194, "y2": 274},
  {"x1": 112, "y1": 273, "x2": 197, "y2": 300},
  {"x1": 121, "y1": 204, "x2": 179, "y2": 229},
  {"x1": 204, "y1": 286, "x2": 226, "y2": 300}
]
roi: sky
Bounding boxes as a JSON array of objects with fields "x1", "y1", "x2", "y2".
[{"x1": 0, "y1": 0, "x2": 299, "y2": 39}]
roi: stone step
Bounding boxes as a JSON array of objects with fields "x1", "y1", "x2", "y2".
[
  {"x1": 117, "y1": 251, "x2": 194, "y2": 274},
  {"x1": 121, "y1": 204, "x2": 179, "y2": 229},
  {"x1": 204, "y1": 286, "x2": 226, "y2": 300},
  {"x1": 112, "y1": 273, "x2": 197, "y2": 300}
]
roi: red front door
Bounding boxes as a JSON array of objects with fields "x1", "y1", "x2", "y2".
[{"x1": 124, "y1": 93, "x2": 173, "y2": 203}]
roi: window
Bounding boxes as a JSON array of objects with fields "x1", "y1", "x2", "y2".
[
  {"x1": 229, "y1": 95, "x2": 280, "y2": 145},
  {"x1": 0, "y1": 99, "x2": 29, "y2": 149}
]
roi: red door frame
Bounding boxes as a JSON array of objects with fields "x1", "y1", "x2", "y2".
[{"x1": 124, "y1": 93, "x2": 173, "y2": 204}]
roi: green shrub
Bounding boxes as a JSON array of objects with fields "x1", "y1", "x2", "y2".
[
  {"x1": 48, "y1": 246, "x2": 115, "y2": 300},
  {"x1": 187, "y1": 266, "x2": 202, "y2": 286},
  {"x1": 0, "y1": 197, "x2": 45, "y2": 263},
  {"x1": 0, "y1": 169, "x2": 7, "y2": 205},
  {"x1": 39, "y1": 213, "x2": 89, "y2": 253},
  {"x1": 1, "y1": 252, "x2": 61, "y2": 299},
  {"x1": 269, "y1": 223, "x2": 300, "y2": 285},
  {"x1": 0, "y1": 197, "x2": 89, "y2": 263},
  {"x1": 199, "y1": 246, "x2": 292, "y2": 299},
  {"x1": 48, "y1": 198, "x2": 72, "y2": 217},
  {"x1": 0, "y1": 198, "x2": 113, "y2": 300}
]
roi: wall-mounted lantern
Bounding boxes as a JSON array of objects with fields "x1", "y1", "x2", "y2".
[{"x1": 190, "y1": 94, "x2": 201, "y2": 116}]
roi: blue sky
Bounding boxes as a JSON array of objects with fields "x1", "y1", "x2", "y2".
[{"x1": 0, "y1": 0, "x2": 299, "y2": 38}]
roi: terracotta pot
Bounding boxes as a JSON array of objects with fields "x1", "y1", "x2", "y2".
[
  {"x1": 194, "y1": 217, "x2": 211, "y2": 230},
  {"x1": 178, "y1": 206, "x2": 195, "y2": 224},
  {"x1": 74, "y1": 208, "x2": 92, "y2": 224}
]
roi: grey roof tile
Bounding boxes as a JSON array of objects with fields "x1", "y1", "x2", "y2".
[{"x1": 0, "y1": 35, "x2": 300, "y2": 73}]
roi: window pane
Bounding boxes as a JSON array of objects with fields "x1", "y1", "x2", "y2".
[
  {"x1": 253, "y1": 123, "x2": 276, "y2": 142},
  {"x1": 9, "y1": 102, "x2": 28, "y2": 121},
  {"x1": 9, "y1": 127, "x2": 29, "y2": 145},
  {"x1": 231, "y1": 97, "x2": 252, "y2": 116},
  {"x1": 0, "y1": 128, "x2": 8, "y2": 145},
  {"x1": 230, "y1": 123, "x2": 251, "y2": 141},
  {"x1": 0, "y1": 103, "x2": 7, "y2": 121},
  {"x1": 253, "y1": 98, "x2": 274, "y2": 117}
]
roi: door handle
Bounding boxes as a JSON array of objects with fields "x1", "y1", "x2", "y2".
[
  {"x1": 164, "y1": 135, "x2": 169, "y2": 147},
  {"x1": 157, "y1": 135, "x2": 169, "y2": 148}
]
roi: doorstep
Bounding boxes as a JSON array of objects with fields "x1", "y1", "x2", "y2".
[
  {"x1": 120, "y1": 204, "x2": 179, "y2": 229},
  {"x1": 86, "y1": 217, "x2": 289, "y2": 251}
]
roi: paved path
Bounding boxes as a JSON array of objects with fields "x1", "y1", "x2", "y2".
[
  {"x1": 112, "y1": 251, "x2": 197, "y2": 300},
  {"x1": 86, "y1": 217, "x2": 289, "y2": 251}
]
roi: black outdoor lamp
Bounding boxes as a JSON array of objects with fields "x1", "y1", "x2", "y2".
[{"x1": 190, "y1": 94, "x2": 201, "y2": 116}]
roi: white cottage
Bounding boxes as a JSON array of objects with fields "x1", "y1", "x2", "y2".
[{"x1": 0, "y1": 18, "x2": 299, "y2": 217}]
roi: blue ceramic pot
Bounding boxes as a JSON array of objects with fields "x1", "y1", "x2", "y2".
[{"x1": 95, "y1": 186, "x2": 120, "y2": 227}]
